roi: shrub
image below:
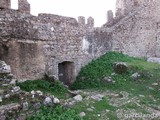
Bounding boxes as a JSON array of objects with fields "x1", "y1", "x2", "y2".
[
  {"x1": 17, "y1": 79, "x2": 68, "y2": 98},
  {"x1": 27, "y1": 105, "x2": 82, "y2": 120}
]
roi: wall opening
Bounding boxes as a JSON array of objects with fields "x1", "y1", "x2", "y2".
[
  {"x1": 58, "y1": 61, "x2": 75, "y2": 85},
  {"x1": 11, "y1": 0, "x2": 18, "y2": 10}
]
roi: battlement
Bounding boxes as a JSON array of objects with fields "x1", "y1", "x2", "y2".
[
  {"x1": 18, "y1": 0, "x2": 30, "y2": 14},
  {"x1": 87, "y1": 17, "x2": 94, "y2": 28},
  {"x1": 0, "y1": 0, "x2": 30, "y2": 13},
  {"x1": 78, "y1": 16, "x2": 94, "y2": 28},
  {"x1": 0, "y1": 0, "x2": 11, "y2": 9},
  {"x1": 107, "y1": 10, "x2": 113, "y2": 22},
  {"x1": 1, "y1": 0, "x2": 160, "y2": 81}
]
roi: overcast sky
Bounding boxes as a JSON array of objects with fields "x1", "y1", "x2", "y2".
[{"x1": 11, "y1": 0, "x2": 116, "y2": 27}]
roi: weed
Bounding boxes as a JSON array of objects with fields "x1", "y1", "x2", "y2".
[
  {"x1": 17, "y1": 79, "x2": 68, "y2": 99},
  {"x1": 27, "y1": 105, "x2": 82, "y2": 120}
]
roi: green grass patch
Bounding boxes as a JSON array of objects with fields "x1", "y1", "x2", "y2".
[
  {"x1": 70, "y1": 52, "x2": 160, "y2": 89},
  {"x1": 17, "y1": 79, "x2": 68, "y2": 99},
  {"x1": 27, "y1": 105, "x2": 82, "y2": 120},
  {"x1": 70, "y1": 52, "x2": 160, "y2": 104},
  {"x1": 72, "y1": 97, "x2": 117, "y2": 120}
]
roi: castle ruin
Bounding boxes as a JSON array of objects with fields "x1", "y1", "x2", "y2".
[{"x1": 0, "y1": 0, "x2": 160, "y2": 84}]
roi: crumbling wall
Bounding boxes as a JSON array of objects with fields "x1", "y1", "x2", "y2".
[
  {"x1": 0, "y1": 39, "x2": 45, "y2": 79},
  {"x1": 115, "y1": 0, "x2": 151, "y2": 16},
  {"x1": 0, "y1": 9, "x2": 112, "y2": 80},
  {"x1": 0, "y1": 0, "x2": 11, "y2": 9},
  {"x1": 102, "y1": 0, "x2": 160, "y2": 57},
  {"x1": 2, "y1": 0, "x2": 160, "y2": 80}
]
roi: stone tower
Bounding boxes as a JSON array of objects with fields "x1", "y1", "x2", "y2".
[
  {"x1": 18, "y1": 0, "x2": 30, "y2": 13},
  {"x1": 0, "y1": 0, "x2": 11, "y2": 9},
  {"x1": 115, "y1": 0, "x2": 147, "y2": 16}
]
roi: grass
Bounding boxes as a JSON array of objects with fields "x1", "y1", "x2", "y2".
[
  {"x1": 72, "y1": 97, "x2": 117, "y2": 120},
  {"x1": 16, "y1": 79, "x2": 68, "y2": 99},
  {"x1": 27, "y1": 105, "x2": 82, "y2": 120},
  {"x1": 69, "y1": 52, "x2": 160, "y2": 119},
  {"x1": 3, "y1": 51, "x2": 160, "y2": 120},
  {"x1": 70, "y1": 52, "x2": 160, "y2": 96}
]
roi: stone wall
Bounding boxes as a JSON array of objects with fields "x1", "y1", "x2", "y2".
[
  {"x1": 102, "y1": 0, "x2": 160, "y2": 57},
  {"x1": 0, "y1": 8, "x2": 112, "y2": 81},
  {"x1": 115, "y1": 0, "x2": 149, "y2": 16},
  {"x1": 0, "y1": 0, "x2": 11, "y2": 9},
  {"x1": 1, "y1": 0, "x2": 160, "y2": 82},
  {"x1": 18, "y1": 0, "x2": 30, "y2": 14}
]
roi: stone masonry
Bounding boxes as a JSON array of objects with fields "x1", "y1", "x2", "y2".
[
  {"x1": 18, "y1": 0, "x2": 30, "y2": 14},
  {"x1": 0, "y1": 0, "x2": 160, "y2": 83},
  {"x1": 103, "y1": 0, "x2": 160, "y2": 57},
  {"x1": 0, "y1": 0, "x2": 11, "y2": 9},
  {"x1": 0, "y1": 0, "x2": 112, "y2": 82}
]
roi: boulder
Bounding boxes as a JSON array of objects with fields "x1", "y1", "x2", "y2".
[
  {"x1": 36, "y1": 90, "x2": 43, "y2": 96},
  {"x1": 73, "y1": 95, "x2": 83, "y2": 102},
  {"x1": 11, "y1": 86, "x2": 21, "y2": 93},
  {"x1": 0, "y1": 61, "x2": 11, "y2": 74},
  {"x1": 91, "y1": 94, "x2": 104, "y2": 101},
  {"x1": 43, "y1": 97, "x2": 53, "y2": 106},
  {"x1": 103, "y1": 76, "x2": 115, "y2": 83},
  {"x1": 147, "y1": 57, "x2": 160, "y2": 63},
  {"x1": 33, "y1": 102, "x2": 41, "y2": 109},
  {"x1": 53, "y1": 97, "x2": 60, "y2": 104},
  {"x1": 131, "y1": 72, "x2": 140, "y2": 80},
  {"x1": 79, "y1": 112, "x2": 86, "y2": 117},
  {"x1": 113, "y1": 62, "x2": 128, "y2": 74},
  {"x1": 87, "y1": 108, "x2": 94, "y2": 111},
  {"x1": 22, "y1": 102, "x2": 28, "y2": 111},
  {"x1": 152, "y1": 83, "x2": 158, "y2": 86}
]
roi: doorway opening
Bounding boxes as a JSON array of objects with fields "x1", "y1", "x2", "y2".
[
  {"x1": 11, "y1": 0, "x2": 18, "y2": 10},
  {"x1": 58, "y1": 61, "x2": 75, "y2": 85}
]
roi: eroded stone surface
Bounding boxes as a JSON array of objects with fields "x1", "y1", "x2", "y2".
[{"x1": 0, "y1": 0, "x2": 160, "y2": 84}]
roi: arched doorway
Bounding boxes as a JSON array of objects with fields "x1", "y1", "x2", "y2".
[{"x1": 58, "y1": 61, "x2": 75, "y2": 85}]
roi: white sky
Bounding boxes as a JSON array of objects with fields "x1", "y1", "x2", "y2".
[{"x1": 11, "y1": 0, "x2": 116, "y2": 27}]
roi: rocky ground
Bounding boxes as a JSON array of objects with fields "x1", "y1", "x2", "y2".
[
  {"x1": 69, "y1": 89, "x2": 160, "y2": 120},
  {"x1": 1, "y1": 54, "x2": 160, "y2": 120},
  {"x1": 0, "y1": 80, "x2": 160, "y2": 120}
]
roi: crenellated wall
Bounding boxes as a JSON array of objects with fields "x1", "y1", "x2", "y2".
[
  {"x1": 101, "y1": 0, "x2": 160, "y2": 57},
  {"x1": 0, "y1": 0, "x2": 11, "y2": 9},
  {"x1": 1, "y1": 0, "x2": 160, "y2": 82},
  {"x1": 0, "y1": 7, "x2": 111, "y2": 81}
]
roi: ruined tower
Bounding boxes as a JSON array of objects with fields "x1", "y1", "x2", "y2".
[
  {"x1": 18, "y1": 0, "x2": 30, "y2": 13},
  {"x1": 115, "y1": 0, "x2": 146, "y2": 16},
  {"x1": 0, "y1": 0, "x2": 11, "y2": 9},
  {"x1": 115, "y1": 0, "x2": 156, "y2": 16}
]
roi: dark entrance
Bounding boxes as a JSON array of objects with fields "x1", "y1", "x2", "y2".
[{"x1": 58, "y1": 61, "x2": 74, "y2": 85}]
